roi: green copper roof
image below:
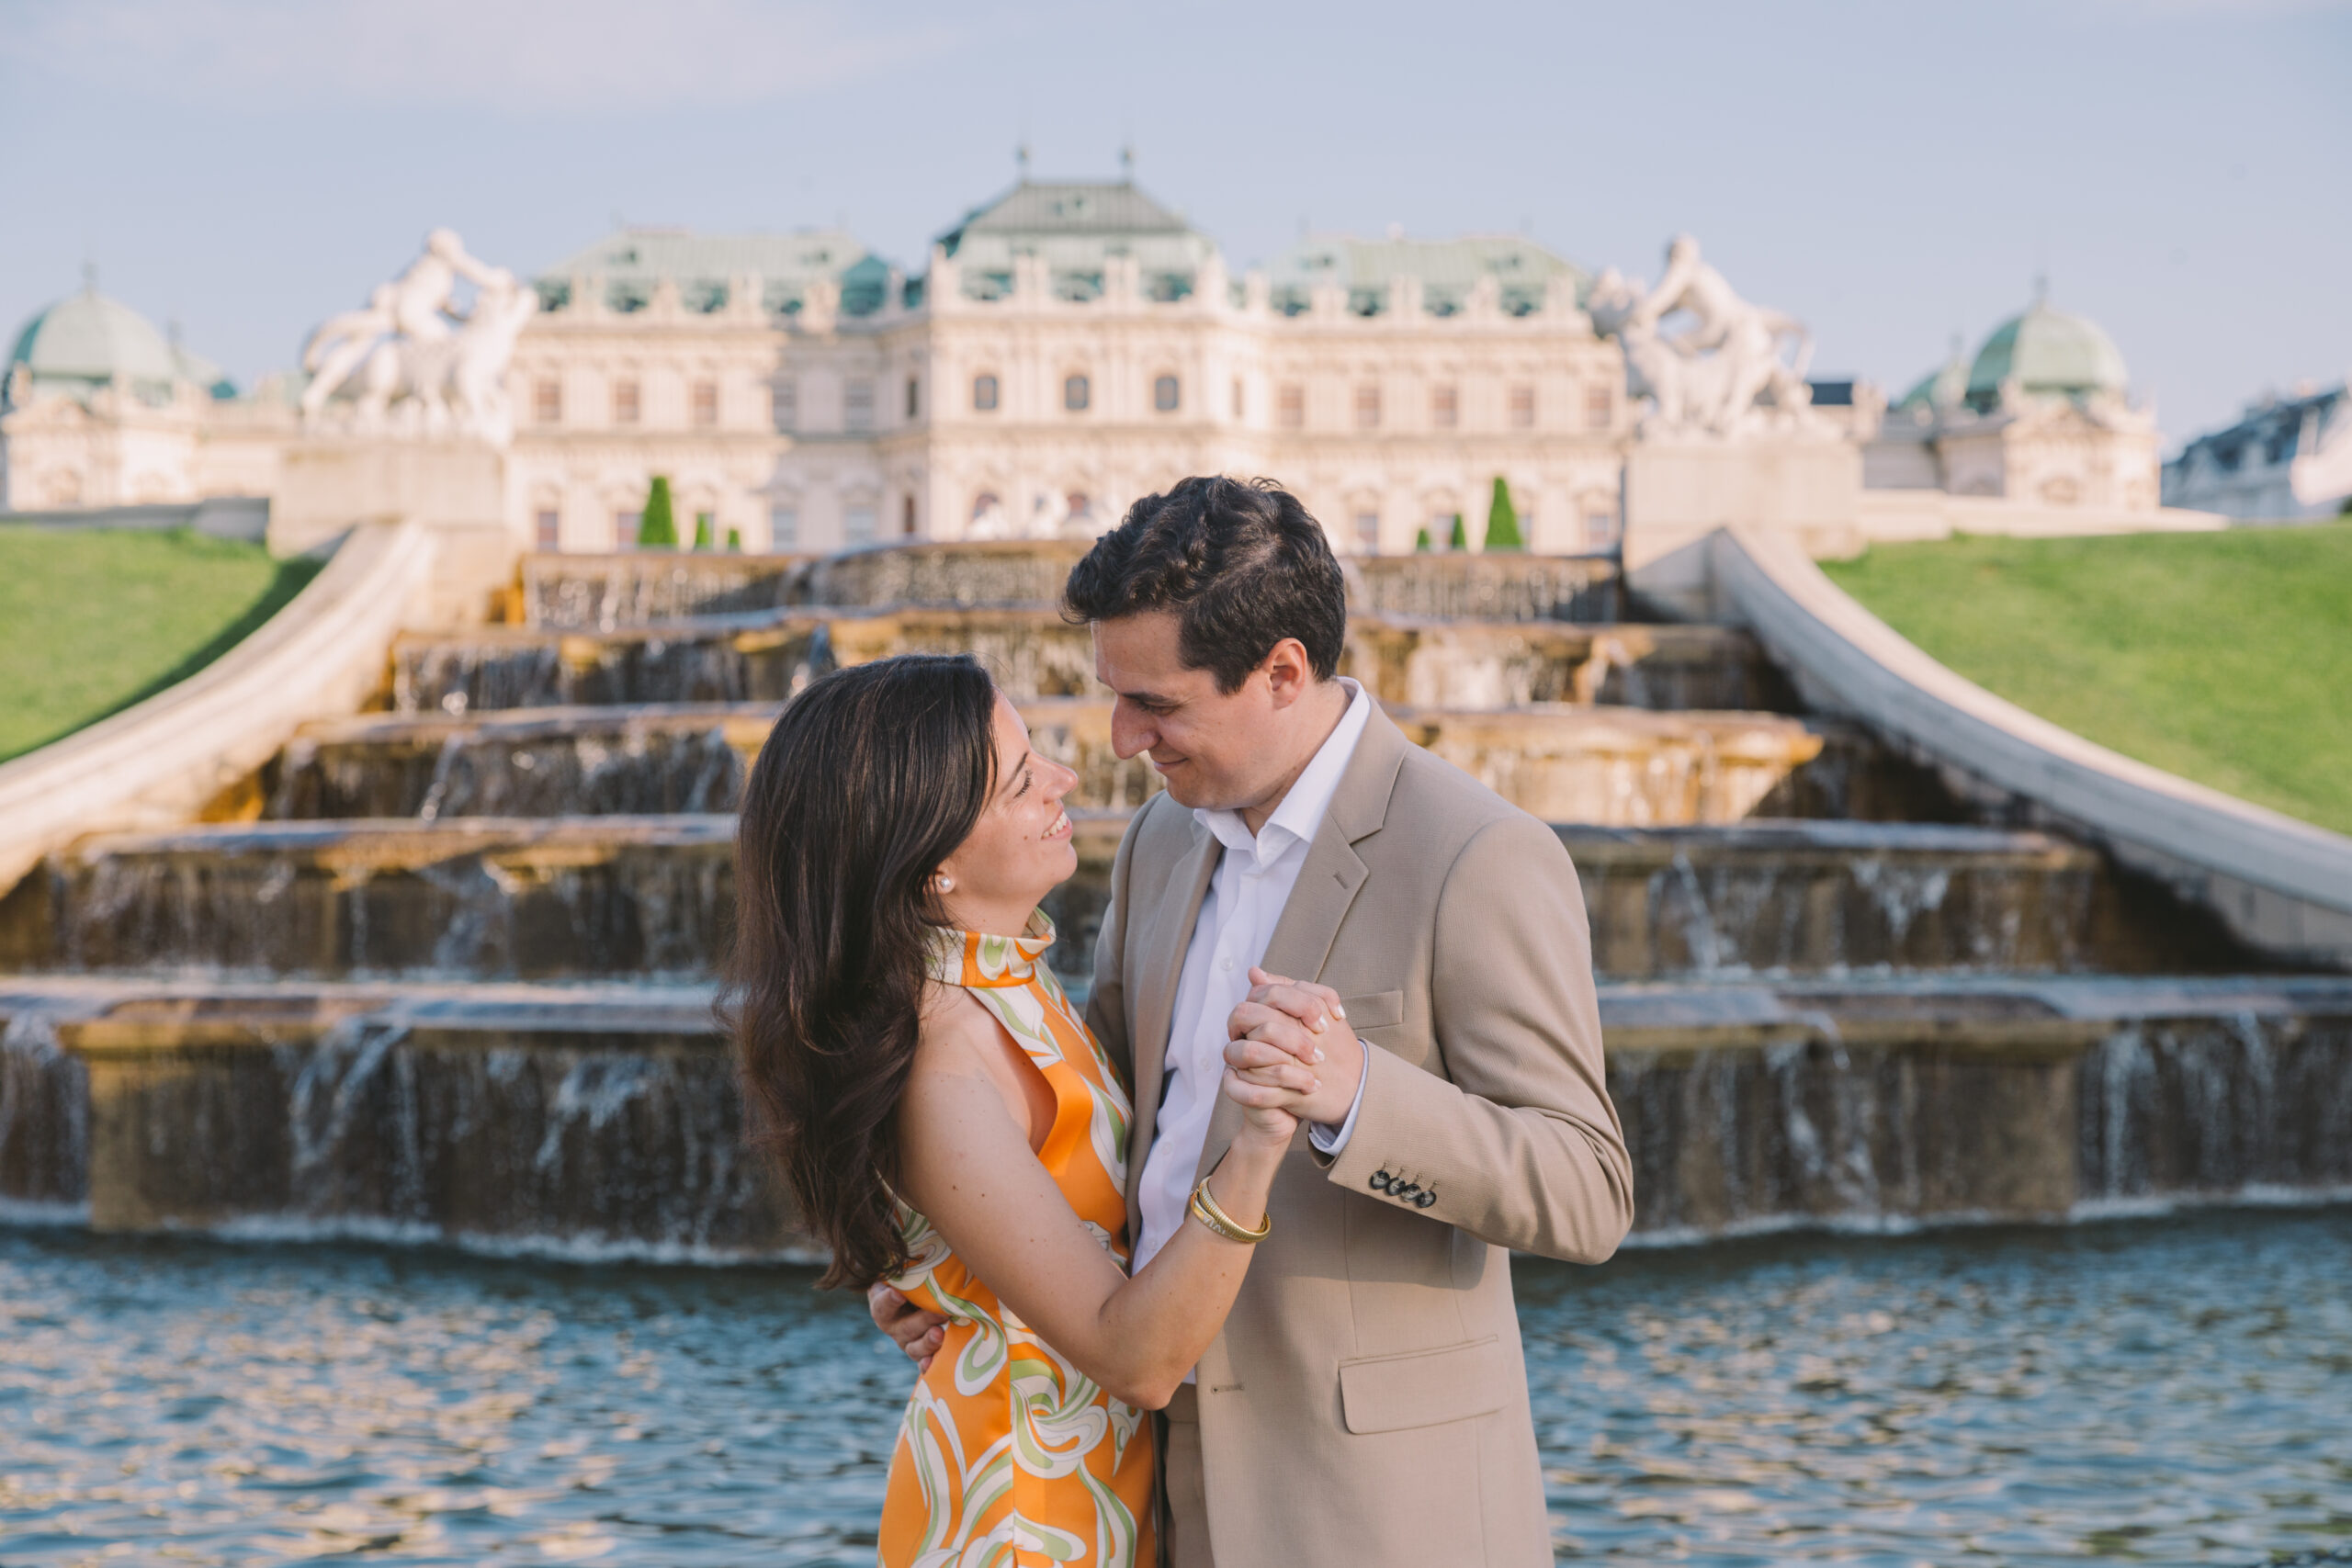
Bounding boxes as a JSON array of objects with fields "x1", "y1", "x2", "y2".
[
  {"x1": 1964, "y1": 299, "x2": 2130, "y2": 410},
  {"x1": 3, "y1": 286, "x2": 227, "y2": 406},
  {"x1": 1894, "y1": 350, "x2": 1970, "y2": 413},
  {"x1": 939, "y1": 179, "x2": 1192, "y2": 244},
  {"x1": 8, "y1": 288, "x2": 178, "y2": 386},
  {"x1": 535, "y1": 227, "x2": 884, "y2": 316},
  {"x1": 935, "y1": 179, "x2": 1217, "y2": 303},
  {"x1": 1263, "y1": 233, "x2": 1586, "y2": 318}
]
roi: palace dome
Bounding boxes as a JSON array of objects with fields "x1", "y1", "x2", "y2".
[
  {"x1": 10, "y1": 287, "x2": 176, "y2": 385},
  {"x1": 1964, "y1": 297, "x2": 2129, "y2": 412}
]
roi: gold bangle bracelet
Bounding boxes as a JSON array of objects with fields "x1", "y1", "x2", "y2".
[{"x1": 1188, "y1": 1177, "x2": 1272, "y2": 1244}]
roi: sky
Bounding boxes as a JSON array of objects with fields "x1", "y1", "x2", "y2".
[{"x1": 3, "y1": 0, "x2": 2346, "y2": 446}]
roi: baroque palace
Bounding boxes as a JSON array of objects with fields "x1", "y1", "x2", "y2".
[
  {"x1": 511, "y1": 176, "x2": 1626, "y2": 556},
  {"x1": 0, "y1": 175, "x2": 1631, "y2": 555},
  {"x1": 6, "y1": 169, "x2": 2221, "y2": 550}
]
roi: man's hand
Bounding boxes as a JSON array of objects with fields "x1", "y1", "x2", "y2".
[
  {"x1": 1225, "y1": 968, "x2": 1364, "y2": 1126},
  {"x1": 868, "y1": 1281, "x2": 949, "y2": 1373}
]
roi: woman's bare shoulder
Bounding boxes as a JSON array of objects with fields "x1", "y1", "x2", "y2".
[{"x1": 912, "y1": 985, "x2": 1001, "y2": 1078}]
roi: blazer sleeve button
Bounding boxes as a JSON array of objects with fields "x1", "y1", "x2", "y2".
[
  {"x1": 1369, "y1": 1171, "x2": 1392, "y2": 1191},
  {"x1": 1415, "y1": 1190, "x2": 1437, "y2": 1209},
  {"x1": 1394, "y1": 1183, "x2": 1419, "y2": 1201}
]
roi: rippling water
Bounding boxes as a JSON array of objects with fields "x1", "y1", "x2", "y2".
[{"x1": 3, "y1": 1208, "x2": 2347, "y2": 1564}]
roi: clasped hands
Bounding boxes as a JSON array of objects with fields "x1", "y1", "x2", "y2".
[
  {"x1": 1216, "y1": 966, "x2": 1363, "y2": 1131},
  {"x1": 871, "y1": 969, "x2": 1355, "y2": 1371}
]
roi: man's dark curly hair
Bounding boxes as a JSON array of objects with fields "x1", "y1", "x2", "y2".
[{"x1": 1061, "y1": 476, "x2": 1347, "y2": 694}]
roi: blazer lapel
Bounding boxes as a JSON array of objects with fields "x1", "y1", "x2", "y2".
[
  {"x1": 1125, "y1": 815, "x2": 1220, "y2": 1228},
  {"x1": 1194, "y1": 705, "x2": 1415, "y2": 1182}
]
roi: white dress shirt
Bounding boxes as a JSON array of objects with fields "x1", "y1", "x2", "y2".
[{"x1": 1133, "y1": 678, "x2": 1375, "y2": 1285}]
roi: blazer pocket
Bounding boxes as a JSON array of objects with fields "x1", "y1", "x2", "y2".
[
  {"x1": 1338, "y1": 989, "x2": 1405, "y2": 1032},
  {"x1": 1338, "y1": 1336, "x2": 1505, "y2": 1435}
]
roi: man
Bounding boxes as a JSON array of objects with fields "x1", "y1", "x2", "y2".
[{"x1": 876, "y1": 476, "x2": 1632, "y2": 1565}]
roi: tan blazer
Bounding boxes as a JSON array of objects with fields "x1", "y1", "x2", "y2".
[{"x1": 1086, "y1": 704, "x2": 1634, "y2": 1568}]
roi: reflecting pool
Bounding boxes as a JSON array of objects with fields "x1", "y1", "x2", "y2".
[{"x1": 2, "y1": 1207, "x2": 2347, "y2": 1564}]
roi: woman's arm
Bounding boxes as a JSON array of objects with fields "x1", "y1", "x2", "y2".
[{"x1": 895, "y1": 1042, "x2": 1306, "y2": 1410}]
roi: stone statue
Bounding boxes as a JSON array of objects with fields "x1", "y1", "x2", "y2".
[
  {"x1": 1589, "y1": 236, "x2": 1821, "y2": 439},
  {"x1": 299, "y1": 285, "x2": 398, "y2": 422},
  {"x1": 387, "y1": 228, "x2": 497, "y2": 343},
  {"x1": 300, "y1": 230, "x2": 531, "y2": 445}
]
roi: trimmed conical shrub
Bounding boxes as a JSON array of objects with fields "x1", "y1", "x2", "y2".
[
  {"x1": 726, "y1": 527, "x2": 742, "y2": 551},
  {"x1": 1448, "y1": 513, "x2": 1467, "y2": 552},
  {"x1": 1415, "y1": 526, "x2": 1432, "y2": 553},
  {"x1": 693, "y1": 512, "x2": 714, "y2": 550},
  {"x1": 639, "y1": 477, "x2": 678, "y2": 548},
  {"x1": 1485, "y1": 477, "x2": 1523, "y2": 551}
]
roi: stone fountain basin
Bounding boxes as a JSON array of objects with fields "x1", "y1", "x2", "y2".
[
  {"x1": 518, "y1": 545, "x2": 1627, "y2": 630},
  {"x1": 5, "y1": 971, "x2": 2346, "y2": 1247},
  {"x1": 389, "y1": 611, "x2": 1788, "y2": 716},
  {"x1": 264, "y1": 701, "x2": 1931, "y2": 827},
  {"x1": 0, "y1": 814, "x2": 2233, "y2": 985}
]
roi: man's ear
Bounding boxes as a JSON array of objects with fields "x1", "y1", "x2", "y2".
[{"x1": 1260, "y1": 637, "x2": 1314, "y2": 707}]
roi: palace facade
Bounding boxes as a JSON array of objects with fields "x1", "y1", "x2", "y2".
[{"x1": 505, "y1": 177, "x2": 1630, "y2": 556}]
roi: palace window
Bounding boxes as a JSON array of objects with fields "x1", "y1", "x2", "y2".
[
  {"x1": 1154, "y1": 374, "x2": 1181, "y2": 413},
  {"x1": 1583, "y1": 505, "x2": 1619, "y2": 550},
  {"x1": 902, "y1": 494, "x2": 919, "y2": 535},
  {"x1": 1066, "y1": 493, "x2": 1094, "y2": 526},
  {"x1": 1353, "y1": 512, "x2": 1381, "y2": 555},
  {"x1": 1430, "y1": 384, "x2": 1458, "y2": 428},
  {"x1": 1355, "y1": 383, "x2": 1381, "y2": 430},
  {"x1": 773, "y1": 378, "x2": 798, "y2": 431},
  {"x1": 1509, "y1": 384, "x2": 1536, "y2": 428},
  {"x1": 770, "y1": 502, "x2": 799, "y2": 549},
  {"x1": 906, "y1": 377, "x2": 922, "y2": 419},
  {"x1": 1277, "y1": 382, "x2": 1304, "y2": 429},
  {"x1": 614, "y1": 508, "x2": 640, "y2": 548},
  {"x1": 1583, "y1": 384, "x2": 1613, "y2": 431},
  {"x1": 844, "y1": 502, "x2": 876, "y2": 546},
  {"x1": 692, "y1": 380, "x2": 718, "y2": 428},
  {"x1": 973, "y1": 373, "x2": 1000, "y2": 412},
  {"x1": 534, "y1": 508, "x2": 560, "y2": 550},
  {"x1": 534, "y1": 379, "x2": 562, "y2": 424},
  {"x1": 613, "y1": 379, "x2": 640, "y2": 424},
  {"x1": 845, "y1": 378, "x2": 875, "y2": 431},
  {"x1": 1064, "y1": 374, "x2": 1091, "y2": 412},
  {"x1": 1231, "y1": 378, "x2": 1245, "y2": 420}
]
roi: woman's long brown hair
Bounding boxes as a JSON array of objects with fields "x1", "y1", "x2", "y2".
[{"x1": 723, "y1": 654, "x2": 999, "y2": 1288}]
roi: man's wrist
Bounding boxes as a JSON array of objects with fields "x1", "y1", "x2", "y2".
[{"x1": 1308, "y1": 1041, "x2": 1372, "y2": 1154}]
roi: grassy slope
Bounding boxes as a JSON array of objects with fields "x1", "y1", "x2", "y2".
[
  {"x1": 0, "y1": 527, "x2": 322, "y2": 763},
  {"x1": 1823, "y1": 525, "x2": 2352, "y2": 836}
]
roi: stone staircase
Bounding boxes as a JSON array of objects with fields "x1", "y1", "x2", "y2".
[{"x1": 3, "y1": 541, "x2": 2346, "y2": 1251}]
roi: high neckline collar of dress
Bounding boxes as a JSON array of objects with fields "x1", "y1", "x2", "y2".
[{"x1": 928, "y1": 908, "x2": 1057, "y2": 987}]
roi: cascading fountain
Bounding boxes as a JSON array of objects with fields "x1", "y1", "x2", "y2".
[{"x1": 2, "y1": 537, "x2": 2346, "y2": 1258}]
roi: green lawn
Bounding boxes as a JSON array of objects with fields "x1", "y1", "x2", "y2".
[
  {"x1": 0, "y1": 527, "x2": 323, "y2": 763},
  {"x1": 1823, "y1": 525, "x2": 2352, "y2": 836}
]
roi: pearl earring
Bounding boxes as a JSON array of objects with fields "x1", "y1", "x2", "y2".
[{"x1": 936, "y1": 874, "x2": 955, "y2": 893}]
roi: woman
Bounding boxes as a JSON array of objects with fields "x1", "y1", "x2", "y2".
[{"x1": 728, "y1": 654, "x2": 1317, "y2": 1567}]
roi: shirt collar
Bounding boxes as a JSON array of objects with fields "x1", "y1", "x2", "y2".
[{"x1": 1194, "y1": 679, "x2": 1374, "y2": 867}]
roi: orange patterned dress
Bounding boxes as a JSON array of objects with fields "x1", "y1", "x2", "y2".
[{"x1": 878, "y1": 911, "x2": 1156, "y2": 1568}]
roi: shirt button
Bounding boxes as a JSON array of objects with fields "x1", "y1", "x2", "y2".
[{"x1": 1220, "y1": 957, "x2": 1234, "y2": 973}]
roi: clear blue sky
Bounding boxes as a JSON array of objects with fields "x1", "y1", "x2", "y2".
[{"x1": 4, "y1": 0, "x2": 2346, "y2": 446}]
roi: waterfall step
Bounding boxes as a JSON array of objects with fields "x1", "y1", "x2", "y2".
[
  {"x1": 390, "y1": 613, "x2": 1787, "y2": 716},
  {"x1": 8, "y1": 971, "x2": 2347, "y2": 1248},
  {"x1": 520, "y1": 546, "x2": 1626, "y2": 630},
  {"x1": 1, "y1": 815, "x2": 2242, "y2": 984},
  {"x1": 265, "y1": 701, "x2": 1946, "y2": 826}
]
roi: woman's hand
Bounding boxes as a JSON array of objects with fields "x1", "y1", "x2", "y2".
[
  {"x1": 1218, "y1": 1061, "x2": 1308, "y2": 1144},
  {"x1": 1223, "y1": 969, "x2": 1362, "y2": 1126}
]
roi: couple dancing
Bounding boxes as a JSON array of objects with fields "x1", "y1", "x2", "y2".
[{"x1": 728, "y1": 478, "x2": 1633, "y2": 1566}]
